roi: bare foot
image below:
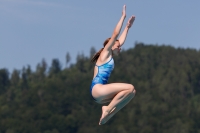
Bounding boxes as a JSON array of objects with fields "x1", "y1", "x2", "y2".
[
  {"x1": 99, "y1": 106, "x2": 109, "y2": 125},
  {"x1": 99, "y1": 106, "x2": 116, "y2": 125}
]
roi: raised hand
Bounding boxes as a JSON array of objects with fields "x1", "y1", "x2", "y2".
[
  {"x1": 127, "y1": 15, "x2": 135, "y2": 28},
  {"x1": 122, "y1": 5, "x2": 126, "y2": 18}
]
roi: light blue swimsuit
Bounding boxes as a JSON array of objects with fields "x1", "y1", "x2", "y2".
[{"x1": 90, "y1": 58, "x2": 114, "y2": 99}]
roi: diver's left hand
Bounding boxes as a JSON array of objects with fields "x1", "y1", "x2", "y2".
[{"x1": 127, "y1": 15, "x2": 135, "y2": 28}]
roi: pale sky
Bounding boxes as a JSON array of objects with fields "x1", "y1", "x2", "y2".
[{"x1": 1, "y1": 0, "x2": 200, "y2": 72}]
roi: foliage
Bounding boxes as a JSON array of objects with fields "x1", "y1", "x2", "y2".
[{"x1": 0, "y1": 43, "x2": 200, "y2": 133}]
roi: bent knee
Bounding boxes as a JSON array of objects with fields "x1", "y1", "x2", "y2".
[
  {"x1": 129, "y1": 84, "x2": 136, "y2": 96},
  {"x1": 127, "y1": 84, "x2": 136, "y2": 95},
  {"x1": 132, "y1": 88, "x2": 136, "y2": 94}
]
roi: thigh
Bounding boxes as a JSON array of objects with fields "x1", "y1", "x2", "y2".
[{"x1": 92, "y1": 83, "x2": 134, "y2": 102}]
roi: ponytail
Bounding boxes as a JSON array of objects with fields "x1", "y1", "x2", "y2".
[{"x1": 91, "y1": 38, "x2": 111, "y2": 63}]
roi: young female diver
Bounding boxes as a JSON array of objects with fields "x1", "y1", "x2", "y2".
[{"x1": 90, "y1": 5, "x2": 136, "y2": 125}]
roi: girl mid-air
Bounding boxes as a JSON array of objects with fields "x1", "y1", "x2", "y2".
[{"x1": 90, "y1": 5, "x2": 136, "y2": 125}]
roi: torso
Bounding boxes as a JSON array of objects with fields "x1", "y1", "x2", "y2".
[
  {"x1": 92, "y1": 57, "x2": 114, "y2": 84},
  {"x1": 90, "y1": 48, "x2": 114, "y2": 93}
]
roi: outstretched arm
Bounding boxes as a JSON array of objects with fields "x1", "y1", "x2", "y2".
[
  {"x1": 104, "y1": 5, "x2": 126, "y2": 50},
  {"x1": 118, "y1": 16, "x2": 135, "y2": 46}
]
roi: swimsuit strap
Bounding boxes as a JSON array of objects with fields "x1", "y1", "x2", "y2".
[{"x1": 95, "y1": 58, "x2": 113, "y2": 67}]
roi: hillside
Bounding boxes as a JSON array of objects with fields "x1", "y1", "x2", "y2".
[{"x1": 0, "y1": 43, "x2": 200, "y2": 133}]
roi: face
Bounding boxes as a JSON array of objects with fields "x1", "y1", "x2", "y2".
[{"x1": 112, "y1": 41, "x2": 121, "y2": 56}]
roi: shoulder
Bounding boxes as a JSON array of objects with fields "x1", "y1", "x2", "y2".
[{"x1": 96, "y1": 53, "x2": 112, "y2": 66}]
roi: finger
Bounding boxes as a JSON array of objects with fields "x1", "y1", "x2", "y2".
[
  {"x1": 123, "y1": 5, "x2": 126, "y2": 9},
  {"x1": 123, "y1": 5, "x2": 126, "y2": 12},
  {"x1": 129, "y1": 17, "x2": 133, "y2": 22},
  {"x1": 130, "y1": 16, "x2": 135, "y2": 22}
]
